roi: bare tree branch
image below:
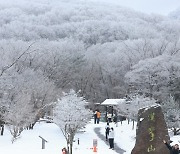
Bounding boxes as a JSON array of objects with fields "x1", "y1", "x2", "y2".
[{"x1": 0, "y1": 42, "x2": 36, "y2": 77}]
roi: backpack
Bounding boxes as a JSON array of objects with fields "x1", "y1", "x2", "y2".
[{"x1": 106, "y1": 126, "x2": 110, "y2": 132}]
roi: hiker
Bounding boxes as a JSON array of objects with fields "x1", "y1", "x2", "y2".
[
  {"x1": 94, "y1": 110, "x2": 97, "y2": 124},
  {"x1": 163, "y1": 140, "x2": 180, "y2": 154},
  {"x1": 105, "y1": 122, "x2": 110, "y2": 141},
  {"x1": 96, "y1": 110, "x2": 101, "y2": 124},
  {"x1": 113, "y1": 115, "x2": 118, "y2": 127},
  {"x1": 107, "y1": 113, "x2": 112, "y2": 123},
  {"x1": 109, "y1": 127, "x2": 114, "y2": 150}
]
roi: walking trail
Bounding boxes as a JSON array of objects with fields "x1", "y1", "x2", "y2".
[{"x1": 94, "y1": 127, "x2": 126, "y2": 154}]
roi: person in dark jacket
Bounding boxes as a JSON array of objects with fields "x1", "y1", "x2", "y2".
[
  {"x1": 94, "y1": 110, "x2": 97, "y2": 124},
  {"x1": 109, "y1": 127, "x2": 114, "y2": 150},
  {"x1": 105, "y1": 122, "x2": 110, "y2": 141},
  {"x1": 163, "y1": 140, "x2": 180, "y2": 154}
]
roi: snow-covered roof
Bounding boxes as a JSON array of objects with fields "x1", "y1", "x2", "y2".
[{"x1": 101, "y1": 99, "x2": 126, "y2": 106}]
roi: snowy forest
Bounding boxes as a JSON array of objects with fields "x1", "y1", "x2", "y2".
[{"x1": 0, "y1": 0, "x2": 180, "y2": 143}]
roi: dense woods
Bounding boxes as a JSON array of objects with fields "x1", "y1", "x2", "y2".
[{"x1": 0, "y1": 0, "x2": 180, "y2": 139}]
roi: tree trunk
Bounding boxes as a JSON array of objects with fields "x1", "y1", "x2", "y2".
[
  {"x1": 70, "y1": 143, "x2": 73, "y2": 154},
  {"x1": 128, "y1": 118, "x2": 130, "y2": 124},
  {"x1": 132, "y1": 119, "x2": 135, "y2": 130},
  {"x1": 1, "y1": 125, "x2": 4, "y2": 136}
]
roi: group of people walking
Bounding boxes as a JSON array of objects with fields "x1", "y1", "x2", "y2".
[
  {"x1": 94, "y1": 109, "x2": 179, "y2": 153},
  {"x1": 94, "y1": 109, "x2": 115, "y2": 150},
  {"x1": 104, "y1": 123, "x2": 180, "y2": 152}
]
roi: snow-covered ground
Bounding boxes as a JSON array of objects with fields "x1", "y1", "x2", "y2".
[{"x1": 0, "y1": 119, "x2": 179, "y2": 154}]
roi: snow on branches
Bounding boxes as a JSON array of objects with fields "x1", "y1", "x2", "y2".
[{"x1": 53, "y1": 89, "x2": 91, "y2": 154}]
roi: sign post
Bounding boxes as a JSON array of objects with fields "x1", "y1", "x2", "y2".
[
  {"x1": 39, "y1": 136, "x2": 48, "y2": 149},
  {"x1": 93, "y1": 139, "x2": 98, "y2": 152}
]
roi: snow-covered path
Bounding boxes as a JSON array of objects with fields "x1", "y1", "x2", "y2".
[{"x1": 94, "y1": 127, "x2": 126, "y2": 154}]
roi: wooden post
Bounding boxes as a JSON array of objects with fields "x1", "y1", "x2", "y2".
[
  {"x1": 39, "y1": 136, "x2": 48, "y2": 149},
  {"x1": 78, "y1": 138, "x2": 80, "y2": 145}
]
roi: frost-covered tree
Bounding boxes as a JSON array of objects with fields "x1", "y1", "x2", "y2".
[
  {"x1": 0, "y1": 41, "x2": 58, "y2": 140},
  {"x1": 169, "y1": 77, "x2": 180, "y2": 105},
  {"x1": 5, "y1": 92, "x2": 33, "y2": 142},
  {"x1": 161, "y1": 95, "x2": 180, "y2": 135},
  {"x1": 33, "y1": 39, "x2": 86, "y2": 89},
  {"x1": 115, "y1": 95, "x2": 157, "y2": 129},
  {"x1": 53, "y1": 89, "x2": 91, "y2": 154},
  {"x1": 0, "y1": 40, "x2": 35, "y2": 77},
  {"x1": 1, "y1": 68, "x2": 57, "y2": 142},
  {"x1": 1, "y1": 0, "x2": 180, "y2": 108},
  {"x1": 125, "y1": 54, "x2": 180, "y2": 102},
  {"x1": 116, "y1": 95, "x2": 157, "y2": 121}
]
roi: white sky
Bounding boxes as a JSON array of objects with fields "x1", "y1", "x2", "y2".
[
  {"x1": 1, "y1": 0, "x2": 180, "y2": 16},
  {"x1": 92, "y1": 0, "x2": 180, "y2": 15}
]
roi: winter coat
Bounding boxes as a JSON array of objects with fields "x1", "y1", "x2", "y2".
[
  {"x1": 105, "y1": 125, "x2": 110, "y2": 133},
  {"x1": 108, "y1": 129, "x2": 114, "y2": 139},
  {"x1": 165, "y1": 143, "x2": 180, "y2": 154},
  {"x1": 96, "y1": 112, "x2": 101, "y2": 118},
  {"x1": 107, "y1": 114, "x2": 112, "y2": 118},
  {"x1": 94, "y1": 111, "x2": 97, "y2": 118}
]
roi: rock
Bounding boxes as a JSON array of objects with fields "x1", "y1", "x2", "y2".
[{"x1": 131, "y1": 105, "x2": 170, "y2": 154}]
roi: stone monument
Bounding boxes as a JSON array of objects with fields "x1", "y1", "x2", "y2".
[{"x1": 131, "y1": 105, "x2": 170, "y2": 154}]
